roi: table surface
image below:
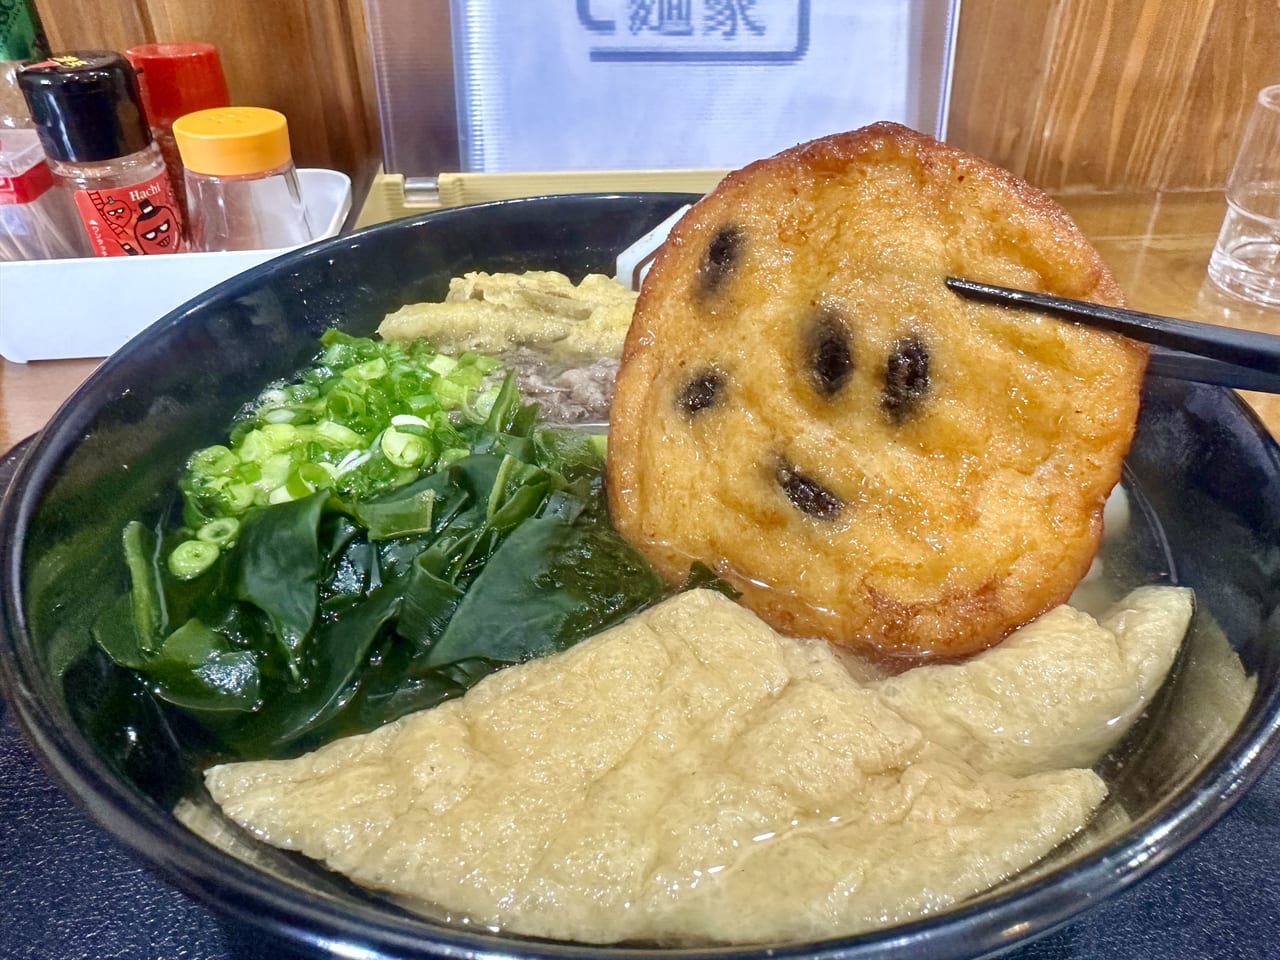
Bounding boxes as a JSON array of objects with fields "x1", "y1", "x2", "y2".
[{"x1": 3, "y1": 192, "x2": 1280, "y2": 960}]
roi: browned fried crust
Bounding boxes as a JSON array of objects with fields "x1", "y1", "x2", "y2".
[{"x1": 608, "y1": 122, "x2": 1147, "y2": 661}]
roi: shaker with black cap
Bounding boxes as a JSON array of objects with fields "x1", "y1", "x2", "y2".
[{"x1": 17, "y1": 50, "x2": 184, "y2": 256}]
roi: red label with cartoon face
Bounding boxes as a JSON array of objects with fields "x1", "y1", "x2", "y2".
[{"x1": 72, "y1": 171, "x2": 185, "y2": 256}]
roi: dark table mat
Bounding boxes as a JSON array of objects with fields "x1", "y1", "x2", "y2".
[{"x1": 2, "y1": 438, "x2": 1277, "y2": 960}]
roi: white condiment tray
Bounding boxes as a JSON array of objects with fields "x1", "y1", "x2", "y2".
[{"x1": 0, "y1": 168, "x2": 352, "y2": 363}]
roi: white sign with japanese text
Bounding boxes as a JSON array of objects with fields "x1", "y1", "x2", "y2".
[{"x1": 452, "y1": 0, "x2": 958, "y2": 173}]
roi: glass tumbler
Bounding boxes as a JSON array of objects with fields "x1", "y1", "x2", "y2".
[{"x1": 1207, "y1": 84, "x2": 1280, "y2": 307}]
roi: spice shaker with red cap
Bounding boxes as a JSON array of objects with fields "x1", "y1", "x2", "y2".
[
  {"x1": 18, "y1": 51, "x2": 185, "y2": 256},
  {"x1": 125, "y1": 42, "x2": 229, "y2": 221}
]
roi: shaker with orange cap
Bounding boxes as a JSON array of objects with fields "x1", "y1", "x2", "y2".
[{"x1": 172, "y1": 106, "x2": 313, "y2": 252}]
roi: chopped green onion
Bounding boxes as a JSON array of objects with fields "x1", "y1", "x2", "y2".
[
  {"x1": 287, "y1": 382, "x2": 320, "y2": 403},
  {"x1": 196, "y1": 517, "x2": 241, "y2": 545},
  {"x1": 312, "y1": 419, "x2": 364, "y2": 447},
  {"x1": 261, "y1": 453, "x2": 294, "y2": 492},
  {"x1": 236, "y1": 429, "x2": 270, "y2": 463},
  {"x1": 380, "y1": 426, "x2": 432, "y2": 469},
  {"x1": 224, "y1": 482, "x2": 257, "y2": 512},
  {"x1": 427, "y1": 354, "x2": 459, "y2": 377},
  {"x1": 346, "y1": 357, "x2": 389, "y2": 381},
  {"x1": 259, "y1": 423, "x2": 299, "y2": 449},
  {"x1": 326, "y1": 389, "x2": 365, "y2": 419},
  {"x1": 335, "y1": 449, "x2": 372, "y2": 474},
  {"x1": 462, "y1": 386, "x2": 502, "y2": 424},
  {"x1": 180, "y1": 333, "x2": 519, "y2": 520},
  {"x1": 168, "y1": 540, "x2": 220, "y2": 580},
  {"x1": 190, "y1": 445, "x2": 239, "y2": 476},
  {"x1": 405, "y1": 394, "x2": 439, "y2": 414},
  {"x1": 471, "y1": 353, "x2": 501, "y2": 374},
  {"x1": 390, "y1": 422, "x2": 431, "y2": 438},
  {"x1": 268, "y1": 485, "x2": 298, "y2": 504}
]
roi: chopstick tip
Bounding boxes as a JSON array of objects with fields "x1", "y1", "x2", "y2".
[{"x1": 944, "y1": 276, "x2": 987, "y2": 293}]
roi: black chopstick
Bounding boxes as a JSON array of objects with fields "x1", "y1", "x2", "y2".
[
  {"x1": 945, "y1": 276, "x2": 1280, "y2": 394},
  {"x1": 1144, "y1": 347, "x2": 1280, "y2": 392}
]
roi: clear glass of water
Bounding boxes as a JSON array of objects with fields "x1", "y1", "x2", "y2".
[{"x1": 1207, "y1": 84, "x2": 1280, "y2": 307}]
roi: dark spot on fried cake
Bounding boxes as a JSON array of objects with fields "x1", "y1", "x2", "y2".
[
  {"x1": 697, "y1": 225, "x2": 745, "y2": 297},
  {"x1": 882, "y1": 336, "x2": 931, "y2": 422},
  {"x1": 806, "y1": 308, "x2": 855, "y2": 398},
  {"x1": 677, "y1": 369, "x2": 726, "y2": 415},
  {"x1": 776, "y1": 459, "x2": 844, "y2": 521}
]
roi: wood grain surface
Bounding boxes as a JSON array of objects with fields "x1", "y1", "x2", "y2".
[{"x1": 947, "y1": 0, "x2": 1280, "y2": 192}]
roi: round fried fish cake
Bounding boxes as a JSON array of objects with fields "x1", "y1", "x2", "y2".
[{"x1": 607, "y1": 122, "x2": 1148, "y2": 660}]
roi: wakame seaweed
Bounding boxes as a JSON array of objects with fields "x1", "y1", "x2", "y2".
[{"x1": 88, "y1": 331, "x2": 664, "y2": 761}]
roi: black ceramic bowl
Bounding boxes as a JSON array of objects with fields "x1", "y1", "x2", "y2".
[{"x1": 2, "y1": 194, "x2": 1279, "y2": 960}]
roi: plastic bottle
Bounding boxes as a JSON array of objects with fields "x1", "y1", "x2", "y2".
[
  {"x1": 124, "y1": 42, "x2": 229, "y2": 223},
  {"x1": 17, "y1": 51, "x2": 185, "y2": 257},
  {"x1": 173, "y1": 106, "x2": 312, "y2": 252},
  {"x1": 0, "y1": 60, "x2": 87, "y2": 260}
]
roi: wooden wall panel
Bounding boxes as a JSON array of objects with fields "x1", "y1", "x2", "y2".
[
  {"x1": 1169, "y1": 0, "x2": 1280, "y2": 191},
  {"x1": 947, "y1": 0, "x2": 1280, "y2": 193},
  {"x1": 34, "y1": 0, "x2": 378, "y2": 180}
]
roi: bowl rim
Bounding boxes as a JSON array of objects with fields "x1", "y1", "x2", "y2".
[{"x1": 3, "y1": 193, "x2": 1280, "y2": 960}]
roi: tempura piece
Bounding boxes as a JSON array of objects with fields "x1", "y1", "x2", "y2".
[{"x1": 377, "y1": 270, "x2": 637, "y2": 360}]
